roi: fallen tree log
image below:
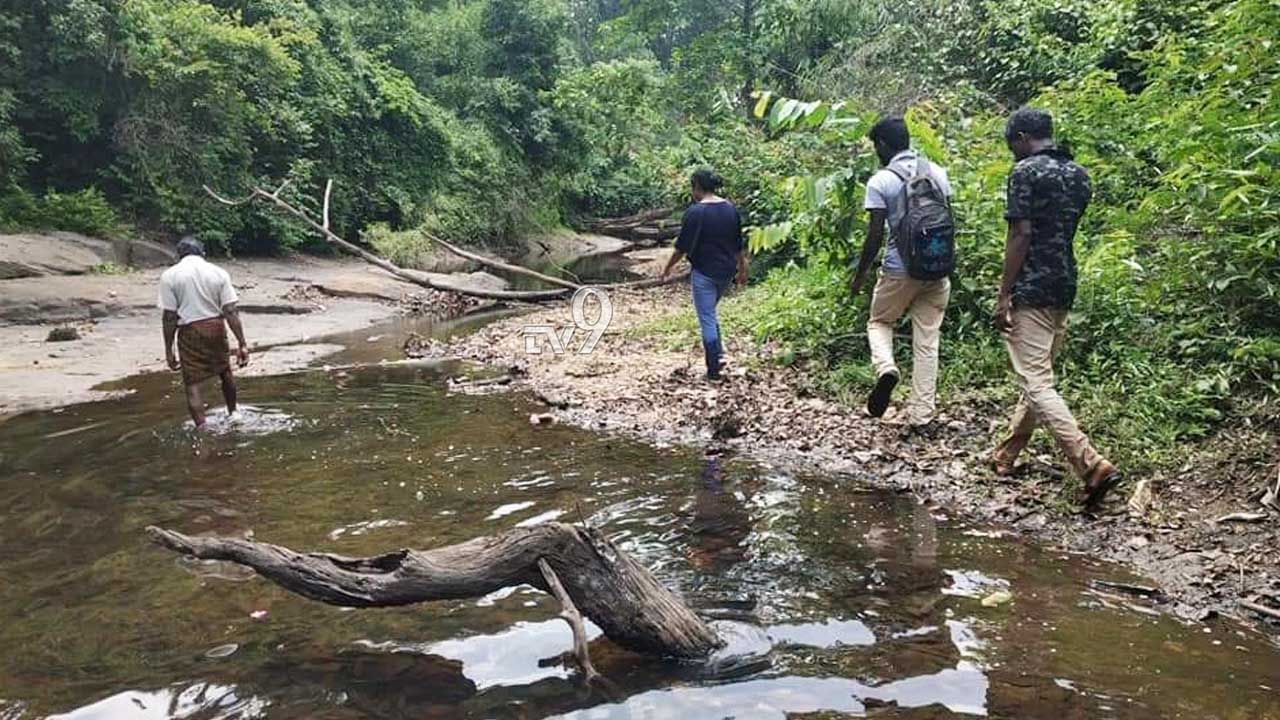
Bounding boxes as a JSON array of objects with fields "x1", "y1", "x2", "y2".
[
  {"x1": 205, "y1": 181, "x2": 688, "y2": 300},
  {"x1": 588, "y1": 207, "x2": 676, "y2": 231},
  {"x1": 204, "y1": 182, "x2": 572, "y2": 303},
  {"x1": 429, "y1": 234, "x2": 582, "y2": 291},
  {"x1": 146, "y1": 522, "x2": 722, "y2": 663}
]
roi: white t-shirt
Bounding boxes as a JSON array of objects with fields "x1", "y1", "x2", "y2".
[
  {"x1": 864, "y1": 150, "x2": 952, "y2": 275},
  {"x1": 158, "y1": 255, "x2": 238, "y2": 325}
]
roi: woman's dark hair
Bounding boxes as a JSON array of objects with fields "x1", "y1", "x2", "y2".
[
  {"x1": 691, "y1": 168, "x2": 724, "y2": 193},
  {"x1": 1005, "y1": 107, "x2": 1054, "y2": 141},
  {"x1": 868, "y1": 116, "x2": 910, "y2": 154}
]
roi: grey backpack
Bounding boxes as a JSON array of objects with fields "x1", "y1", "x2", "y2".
[{"x1": 886, "y1": 158, "x2": 956, "y2": 281}]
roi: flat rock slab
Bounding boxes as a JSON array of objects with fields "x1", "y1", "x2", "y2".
[
  {"x1": 0, "y1": 232, "x2": 175, "y2": 279},
  {"x1": 0, "y1": 232, "x2": 118, "y2": 279}
]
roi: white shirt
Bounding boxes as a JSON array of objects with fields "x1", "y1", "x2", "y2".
[
  {"x1": 864, "y1": 150, "x2": 953, "y2": 274},
  {"x1": 158, "y1": 255, "x2": 238, "y2": 325}
]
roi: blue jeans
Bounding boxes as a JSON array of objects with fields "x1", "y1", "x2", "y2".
[{"x1": 691, "y1": 269, "x2": 732, "y2": 376}]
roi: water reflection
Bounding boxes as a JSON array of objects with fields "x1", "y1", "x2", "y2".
[
  {"x1": 686, "y1": 454, "x2": 753, "y2": 573},
  {"x1": 47, "y1": 683, "x2": 268, "y2": 720},
  {"x1": 550, "y1": 668, "x2": 988, "y2": 720},
  {"x1": 361, "y1": 618, "x2": 606, "y2": 690}
]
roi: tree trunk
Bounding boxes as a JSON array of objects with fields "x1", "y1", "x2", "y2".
[
  {"x1": 146, "y1": 522, "x2": 722, "y2": 660},
  {"x1": 429, "y1": 234, "x2": 582, "y2": 290}
]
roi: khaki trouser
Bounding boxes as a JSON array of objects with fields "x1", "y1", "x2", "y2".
[
  {"x1": 867, "y1": 272, "x2": 950, "y2": 424},
  {"x1": 996, "y1": 307, "x2": 1103, "y2": 478}
]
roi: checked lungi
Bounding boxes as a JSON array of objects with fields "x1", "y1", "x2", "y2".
[{"x1": 177, "y1": 317, "x2": 230, "y2": 385}]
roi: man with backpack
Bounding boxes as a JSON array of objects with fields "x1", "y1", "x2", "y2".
[
  {"x1": 992, "y1": 108, "x2": 1120, "y2": 509},
  {"x1": 849, "y1": 116, "x2": 956, "y2": 427}
]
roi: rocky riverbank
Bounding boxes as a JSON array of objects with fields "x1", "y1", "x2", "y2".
[{"x1": 430, "y1": 282, "x2": 1280, "y2": 633}]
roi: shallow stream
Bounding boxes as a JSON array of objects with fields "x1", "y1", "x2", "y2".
[{"x1": 0, "y1": 319, "x2": 1277, "y2": 719}]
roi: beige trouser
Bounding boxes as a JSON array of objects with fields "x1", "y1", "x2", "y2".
[
  {"x1": 867, "y1": 272, "x2": 950, "y2": 424},
  {"x1": 996, "y1": 307, "x2": 1103, "y2": 478}
]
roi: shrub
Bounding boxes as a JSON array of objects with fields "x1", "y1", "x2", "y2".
[{"x1": 0, "y1": 187, "x2": 123, "y2": 237}]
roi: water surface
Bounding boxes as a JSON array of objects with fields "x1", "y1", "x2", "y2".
[{"x1": 0, "y1": 330, "x2": 1277, "y2": 719}]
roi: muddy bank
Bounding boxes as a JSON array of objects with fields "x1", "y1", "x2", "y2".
[
  {"x1": 434, "y1": 283, "x2": 1280, "y2": 632},
  {"x1": 0, "y1": 256, "x2": 483, "y2": 415}
]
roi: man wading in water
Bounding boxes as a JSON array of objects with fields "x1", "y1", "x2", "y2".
[
  {"x1": 662, "y1": 169, "x2": 749, "y2": 381},
  {"x1": 159, "y1": 237, "x2": 250, "y2": 429},
  {"x1": 992, "y1": 108, "x2": 1121, "y2": 509}
]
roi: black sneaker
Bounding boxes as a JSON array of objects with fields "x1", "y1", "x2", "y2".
[{"x1": 866, "y1": 371, "x2": 899, "y2": 418}]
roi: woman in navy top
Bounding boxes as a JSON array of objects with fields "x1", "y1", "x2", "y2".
[{"x1": 661, "y1": 169, "x2": 748, "y2": 380}]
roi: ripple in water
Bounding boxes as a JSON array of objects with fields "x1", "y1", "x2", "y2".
[{"x1": 187, "y1": 405, "x2": 300, "y2": 436}]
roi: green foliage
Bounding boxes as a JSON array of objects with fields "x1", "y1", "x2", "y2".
[
  {"x1": 721, "y1": 0, "x2": 1279, "y2": 471},
  {"x1": 552, "y1": 59, "x2": 673, "y2": 218},
  {"x1": 1, "y1": 187, "x2": 122, "y2": 237}
]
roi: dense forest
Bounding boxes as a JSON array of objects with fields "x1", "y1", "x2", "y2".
[{"x1": 1, "y1": 0, "x2": 1277, "y2": 471}]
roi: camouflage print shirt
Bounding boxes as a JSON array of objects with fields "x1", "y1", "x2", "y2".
[{"x1": 1005, "y1": 147, "x2": 1092, "y2": 309}]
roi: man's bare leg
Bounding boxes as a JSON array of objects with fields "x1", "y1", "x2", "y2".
[
  {"x1": 185, "y1": 382, "x2": 207, "y2": 429},
  {"x1": 219, "y1": 370, "x2": 238, "y2": 415}
]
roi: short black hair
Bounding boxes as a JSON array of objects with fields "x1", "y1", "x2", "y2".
[
  {"x1": 691, "y1": 168, "x2": 723, "y2": 193},
  {"x1": 1005, "y1": 107, "x2": 1054, "y2": 141},
  {"x1": 176, "y1": 236, "x2": 205, "y2": 258},
  {"x1": 868, "y1": 116, "x2": 910, "y2": 154}
]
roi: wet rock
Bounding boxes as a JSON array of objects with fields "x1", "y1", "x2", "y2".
[
  {"x1": 1128, "y1": 478, "x2": 1154, "y2": 517},
  {"x1": 535, "y1": 389, "x2": 574, "y2": 409},
  {"x1": 981, "y1": 590, "x2": 1013, "y2": 607}
]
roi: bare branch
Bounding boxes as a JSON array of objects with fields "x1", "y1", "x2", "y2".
[
  {"x1": 322, "y1": 178, "x2": 333, "y2": 233},
  {"x1": 246, "y1": 180, "x2": 572, "y2": 302},
  {"x1": 1241, "y1": 599, "x2": 1280, "y2": 621},
  {"x1": 429, "y1": 233, "x2": 581, "y2": 290},
  {"x1": 202, "y1": 185, "x2": 256, "y2": 207},
  {"x1": 538, "y1": 557, "x2": 601, "y2": 682},
  {"x1": 270, "y1": 179, "x2": 293, "y2": 200}
]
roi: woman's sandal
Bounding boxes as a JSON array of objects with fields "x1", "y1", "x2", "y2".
[
  {"x1": 988, "y1": 454, "x2": 1018, "y2": 477},
  {"x1": 1082, "y1": 462, "x2": 1122, "y2": 509}
]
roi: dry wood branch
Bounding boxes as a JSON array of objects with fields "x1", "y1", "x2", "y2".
[
  {"x1": 322, "y1": 179, "x2": 333, "y2": 232},
  {"x1": 204, "y1": 180, "x2": 691, "y2": 300},
  {"x1": 1240, "y1": 599, "x2": 1280, "y2": 621},
  {"x1": 202, "y1": 183, "x2": 571, "y2": 302},
  {"x1": 596, "y1": 272, "x2": 690, "y2": 290},
  {"x1": 429, "y1": 234, "x2": 581, "y2": 290},
  {"x1": 202, "y1": 185, "x2": 256, "y2": 207},
  {"x1": 538, "y1": 558, "x2": 600, "y2": 682},
  {"x1": 1214, "y1": 511, "x2": 1268, "y2": 524},
  {"x1": 589, "y1": 207, "x2": 676, "y2": 230},
  {"x1": 146, "y1": 522, "x2": 721, "y2": 659}
]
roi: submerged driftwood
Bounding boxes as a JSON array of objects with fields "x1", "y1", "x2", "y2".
[{"x1": 146, "y1": 522, "x2": 722, "y2": 668}]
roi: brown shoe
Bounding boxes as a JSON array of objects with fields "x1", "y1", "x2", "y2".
[{"x1": 1082, "y1": 461, "x2": 1122, "y2": 509}]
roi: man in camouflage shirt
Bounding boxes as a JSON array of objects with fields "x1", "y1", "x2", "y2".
[{"x1": 991, "y1": 107, "x2": 1121, "y2": 510}]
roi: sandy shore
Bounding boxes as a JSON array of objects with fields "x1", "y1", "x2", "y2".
[
  {"x1": 433, "y1": 283, "x2": 1280, "y2": 630},
  {"x1": 0, "y1": 257, "x2": 433, "y2": 415}
]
